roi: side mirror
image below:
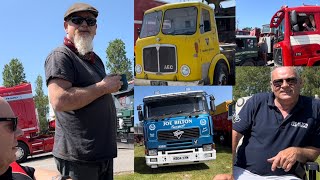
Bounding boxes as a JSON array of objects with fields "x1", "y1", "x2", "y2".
[
  {"x1": 292, "y1": 24, "x2": 299, "y2": 32},
  {"x1": 137, "y1": 105, "x2": 144, "y2": 121},
  {"x1": 290, "y1": 10, "x2": 297, "y2": 25},
  {"x1": 138, "y1": 111, "x2": 143, "y2": 121},
  {"x1": 209, "y1": 95, "x2": 216, "y2": 112},
  {"x1": 227, "y1": 102, "x2": 235, "y2": 121}
]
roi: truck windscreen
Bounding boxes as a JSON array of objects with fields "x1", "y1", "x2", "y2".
[
  {"x1": 162, "y1": 7, "x2": 197, "y2": 35},
  {"x1": 140, "y1": 11, "x2": 162, "y2": 38},
  {"x1": 145, "y1": 96, "x2": 207, "y2": 119}
]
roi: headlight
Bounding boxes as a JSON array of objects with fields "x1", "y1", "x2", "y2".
[
  {"x1": 117, "y1": 112, "x2": 122, "y2": 116},
  {"x1": 135, "y1": 64, "x2": 142, "y2": 74},
  {"x1": 180, "y1": 65, "x2": 190, "y2": 77},
  {"x1": 148, "y1": 149, "x2": 158, "y2": 156},
  {"x1": 203, "y1": 144, "x2": 213, "y2": 151}
]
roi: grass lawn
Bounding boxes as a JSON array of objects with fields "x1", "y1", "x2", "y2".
[
  {"x1": 127, "y1": 144, "x2": 232, "y2": 180},
  {"x1": 115, "y1": 146, "x2": 320, "y2": 180}
]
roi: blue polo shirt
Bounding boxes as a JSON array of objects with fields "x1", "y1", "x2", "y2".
[{"x1": 233, "y1": 93, "x2": 320, "y2": 177}]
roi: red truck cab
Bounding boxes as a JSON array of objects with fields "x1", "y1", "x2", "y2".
[
  {"x1": 270, "y1": 5, "x2": 320, "y2": 66},
  {"x1": 0, "y1": 83, "x2": 54, "y2": 162}
]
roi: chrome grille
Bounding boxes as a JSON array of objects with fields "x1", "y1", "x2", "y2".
[
  {"x1": 143, "y1": 46, "x2": 176, "y2": 73},
  {"x1": 158, "y1": 128, "x2": 199, "y2": 141},
  {"x1": 273, "y1": 48, "x2": 283, "y2": 66}
]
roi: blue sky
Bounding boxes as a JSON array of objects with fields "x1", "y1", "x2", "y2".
[
  {"x1": 0, "y1": 0, "x2": 133, "y2": 94},
  {"x1": 237, "y1": 0, "x2": 319, "y2": 29},
  {"x1": 134, "y1": 86, "x2": 232, "y2": 125}
]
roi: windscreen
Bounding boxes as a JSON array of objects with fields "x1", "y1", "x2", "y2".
[
  {"x1": 162, "y1": 6, "x2": 197, "y2": 35},
  {"x1": 145, "y1": 95, "x2": 208, "y2": 119},
  {"x1": 140, "y1": 11, "x2": 162, "y2": 38}
]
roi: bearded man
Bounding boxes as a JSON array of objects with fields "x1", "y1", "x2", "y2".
[{"x1": 44, "y1": 3, "x2": 122, "y2": 180}]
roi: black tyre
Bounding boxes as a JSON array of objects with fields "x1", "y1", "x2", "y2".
[
  {"x1": 219, "y1": 134, "x2": 225, "y2": 145},
  {"x1": 213, "y1": 61, "x2": 229, "y2": 85},
  {"x1": 16, "y1": 142, "x2": 29, "y2": 163}
]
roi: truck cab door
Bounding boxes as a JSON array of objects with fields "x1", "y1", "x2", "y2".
[{"x1": 199, "y1": 7, "x2": 217, "y2": 79}]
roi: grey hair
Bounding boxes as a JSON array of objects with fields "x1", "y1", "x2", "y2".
[{"x1": 270, "y1": 66, "x2": 301, "y2": 80}]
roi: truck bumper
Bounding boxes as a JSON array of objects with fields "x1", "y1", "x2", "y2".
[
  {"x1": 135, "y1": 79, "x2": 204, "y2": 86},
  {"x1": 145, "y1": 148, "x2": 216, "y2": 168}
]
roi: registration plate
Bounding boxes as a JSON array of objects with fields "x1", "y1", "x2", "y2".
[
  {"x1": 121, "y1": 139, "x2": 127, "y2": 143},
  {"x1": 173, "y1": 156, "x2": 189, "y2": 161},
  {"x1": 150, "y1": 81, "x2": 168, "y2": 86}
]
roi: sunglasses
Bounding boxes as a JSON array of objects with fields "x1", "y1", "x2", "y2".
[
  {"x1": 69, "y1": 16, "x2": 97, "y2": 26},
  {"x1": 0, "y1": 117, "x2": 18, "y2": 131},
  {"x1": 272, "y1": 77, "x2": 298, "y2": 87}
]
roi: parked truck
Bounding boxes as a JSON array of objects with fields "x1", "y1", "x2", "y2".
[
  {"x1": 113, "y1": 84, "x2": 134, "y2": 145},
  {"x1": 137, "y1": 90, "x2": 216, "y2": 168},
  {"x1": 0, "y1": 83, "x2": 54, "y2": 163},
  {"x1": 270, "y1": 5, "x2": 320, "y2": 66},
  {"x1": 212, "y1": 100, "x2": 232, "y2": 146},
  {"x1": 135, "y1": 1, "x2": 235, "y2": 85}
]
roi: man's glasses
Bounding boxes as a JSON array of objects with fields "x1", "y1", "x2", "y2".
[
  {"x1": 69, "y1": 16, "x2": 97, "y2": 26},
  {"x1": 272, "y1": 77, "x2": 298, "y2": 88},
  {"x1": 0, "y1": 117, "x2": 18, "y2": 131}
]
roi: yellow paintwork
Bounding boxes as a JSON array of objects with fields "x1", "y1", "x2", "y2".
[
  {"x1": 213, "y1": 100, "x2": 233, "y2": 115},
  {"x1": 135, "y1": 2, "x2": 230, "y2": 84}
]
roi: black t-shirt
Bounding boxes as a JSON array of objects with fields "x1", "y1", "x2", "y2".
[
  {"x1": 233, "y1": 93, "x2": 320, "y2": 176},
  {"x1": 45, "y1": 45, "x2": 117, "y2": 162}
]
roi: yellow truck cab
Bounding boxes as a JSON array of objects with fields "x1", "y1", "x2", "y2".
[{"x1": 135, "y1": 2, "x2": 233, "y2": 85}]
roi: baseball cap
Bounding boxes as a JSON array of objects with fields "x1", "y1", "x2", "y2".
[{"x1": 64, "y1": 3, "x2": 98, "y2": 20}]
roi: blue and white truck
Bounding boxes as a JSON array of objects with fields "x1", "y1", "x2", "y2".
[{"x1": 137, "y1": 90, "x2": 216, "y2": 168}]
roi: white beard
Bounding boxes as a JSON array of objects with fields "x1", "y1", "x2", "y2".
[{"x1": 74, "y1": 33, "x2": 94, "y2": 56}]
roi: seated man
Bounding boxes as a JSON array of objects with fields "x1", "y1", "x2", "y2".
[
  {"x1": 0, "y1": 96, "x2": 59, "y2": 179},
  {"x1": 232, "y1": 67, "x2": 320, "y2": 180},
  {"x1": 303, "y1": 15, "x2": 316, "y2": 31}
]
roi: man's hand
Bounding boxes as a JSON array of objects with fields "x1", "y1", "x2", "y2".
[
  {"x1": 99, "y1": 75, "x2": 122, "y2": 94},
  {"x1": 212, "y1": 174, "x2": 234, "y2": 180},
  {"x1": 267, "y1": 147, "x2": 300, "y2": 172}
]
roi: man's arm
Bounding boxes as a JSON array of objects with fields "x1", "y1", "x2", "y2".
[
  {"x1": 232, "y1": 129, "x2": 243, "y2": 163},
  {"x1": 48, "y1": 75, "x2": 122, "y2": 112},
  {"x1": 267, "y1": 146, "x2": 320, "y2": 172}
]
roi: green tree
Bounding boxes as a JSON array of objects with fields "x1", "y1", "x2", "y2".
[
  {"x1": 300, "y1": 67, "x2": 320, "y2": 97},
  {"x1": 233, "y1": 67, "x2": 271, "y2": 100},
  {"x1": 34, "y1": 75, "x2": 49, "y2": 132},
  {"x1": 106, "y1": 39, "x2": 133, "y2": 81},
  {"x1": 2, "y1": 58, "x2": 27, "y2": 87}
]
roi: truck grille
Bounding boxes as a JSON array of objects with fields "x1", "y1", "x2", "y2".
[
  {"x1": 143, "y1": 46, "x2": 176, "y2": 73},
  {"x1": 158, "y1": 128, "x2": 199, "y2": 141},
  {"x1": 273, "y1": 48, "x2": 283, "y2": 66}
]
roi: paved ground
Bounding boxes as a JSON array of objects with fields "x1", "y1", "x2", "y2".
[{"x1": 21, "y1": 143, "x2": 134, "y2": 175}]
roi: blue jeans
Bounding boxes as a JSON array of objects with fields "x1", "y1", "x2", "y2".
[{"x1": 54, "y1": 157, "x2": 113, "y2": 180}]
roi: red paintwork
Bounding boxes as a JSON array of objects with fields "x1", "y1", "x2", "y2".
[
  {"x1": 270, "y1": 5, "x2": 320, "y2": 66},
  {"x1": 212, "y1": 101, "x2": 232, "y2": 134},
  {"x1": 212, "y1": 111, "x2": 231, "y2": 132},
  {"x1": 0, "y1": 83, "x2": 54, "y2": 156}
]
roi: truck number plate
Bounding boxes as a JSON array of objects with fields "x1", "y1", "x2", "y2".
[
  {"x1": 173, "y1": 156, "x2": 189, "y2": 161},
  {"x1": 121, "y1": 139, "x2": 127, "y2": 143},
  {"x1": 150, "y1": 81, "x2": 168, "y2": 86}
]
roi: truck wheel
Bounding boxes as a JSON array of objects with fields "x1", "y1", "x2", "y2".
[
  {"x1": 219, "y1": 134, "x2": 225, "y2": 145},
  {"x1": 213, "y1": 61, "x2": 228, "y2": 85},
  {"x1": 16, "y1": 142, "x2": 29, "y2": 163}
]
